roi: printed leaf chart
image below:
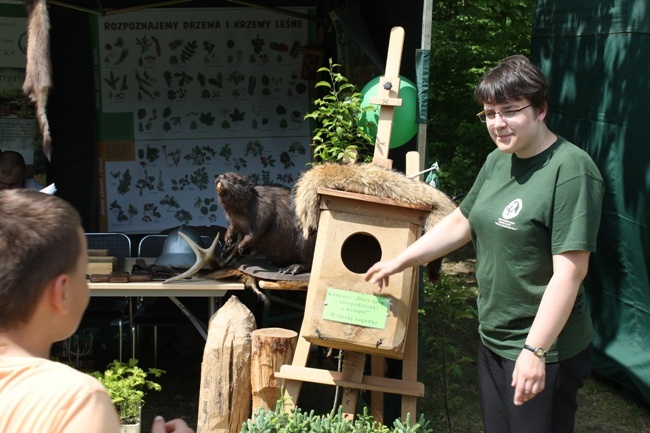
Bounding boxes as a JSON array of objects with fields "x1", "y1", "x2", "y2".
[{"x1": 96, "y1": 7, "x2": 313, "y2": 232}]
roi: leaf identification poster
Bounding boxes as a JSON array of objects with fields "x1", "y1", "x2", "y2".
[{"x1": 92, "y1": 7, "x2": 315, "y2": 233}]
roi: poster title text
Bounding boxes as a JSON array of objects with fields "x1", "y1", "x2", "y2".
[{"x1": 103, "y1": 19, "x2": 303, "y2": 31}]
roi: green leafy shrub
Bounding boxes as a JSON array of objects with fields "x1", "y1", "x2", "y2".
[
  {"x1": 304, "y1": 58, "x2": 376, "y2": 164},
  {"x1": 91, "y1": 358, "x2": 165, "y2": 424},
  {"x1": 241, "y1": 401, "x2": 432, "y2": 433},
  {"x1": 427, "y1": 0, "x2": 536, "y2": 198},
  {"x1": 420, "y1": 274, "x2": 477, "y2": 432}
]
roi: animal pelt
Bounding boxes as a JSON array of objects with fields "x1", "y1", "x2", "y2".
[
  {"x1": 215, "y1": 172, "x2": 316, "y2": 274},
  {"x1": 293, "y1": 162, "x2": 458, "y2": 282},
  {"x1": 201, "y1": 267, "x2": 307, "y2": 298},
  {"x1": 294, "y1": 162, "x2": 457, "y2": 236},
  {"x1": 22, "y1": 0, "x2": 52, "y2": 160}
]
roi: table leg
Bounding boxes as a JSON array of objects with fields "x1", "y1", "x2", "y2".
[
  {"x1": 168, "y1": 296, "x2": 208, "y2": 339},
  {"x1": 129, "y1": 297, "x2": 136, "y2": 360}
]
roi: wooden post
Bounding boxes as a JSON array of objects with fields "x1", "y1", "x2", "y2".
[
  {"x1": 197, "y1": 296, "x2": 256, "y2": 433},
  {"x1": 371, "y1": 26, "x2": 405, "y2": 168},
  {"x1": 251, "y1": 328, "x2": 298, "y2": 413}
]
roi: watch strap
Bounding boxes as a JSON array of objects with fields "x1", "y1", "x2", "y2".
[{"x1": 523, "y1": 344, "x2": 547, "y2": 358}]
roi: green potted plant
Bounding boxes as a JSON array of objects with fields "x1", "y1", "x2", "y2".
[
  {"x1": 305, "y1": 58, "x2": 377, "y2": 164},
  {"x1": 91, "y1": 358, "x2": 165, "y2": 433}
]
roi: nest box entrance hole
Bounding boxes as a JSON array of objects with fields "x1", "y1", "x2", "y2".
[{"x1": 340, "y1": 232, "x2": 382, "y2": 274}]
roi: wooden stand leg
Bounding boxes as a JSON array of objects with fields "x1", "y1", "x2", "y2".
[
  {"x1": 340, "y1": 351, "x2": 366, "y2": 420},
  {"x1": 401, "y1": 269, "x2": 420, "y2": 419},
  {"x1": 282, "y1": 321, "x2": 312, "y2": 412},
  {"x1": 370, "y1": 356, "x2": 385, "y2": 423}
]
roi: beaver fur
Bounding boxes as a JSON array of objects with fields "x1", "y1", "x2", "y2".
[
  {"x1": 293, "y1": 162, "x2": 457, "y2": 282},
  {"x1": 22, "y1": 0, "x2": 52, "y2": 160},
  {"x1": 294, "y1": 162, "x2": 456, "y2": 235},
  {"x1": 215, "y1": 172, "x2": 316, "y2": 274}
]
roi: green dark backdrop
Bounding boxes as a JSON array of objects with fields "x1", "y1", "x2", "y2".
[{"x1": 532, "y1": 0, "x2": 650, "y2": 403}]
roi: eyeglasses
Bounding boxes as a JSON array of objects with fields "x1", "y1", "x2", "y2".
[{"x1": 476, "y1": 104, "x2": 532, "y2": 123}]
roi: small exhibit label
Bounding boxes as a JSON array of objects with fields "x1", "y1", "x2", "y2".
[{"x1": 322, "y1": 287, "x2": 389, "y2": 329}]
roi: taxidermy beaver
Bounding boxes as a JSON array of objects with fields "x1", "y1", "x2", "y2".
[{"x1": 215, "y1": 172, "x2": 316, "y2": 275}]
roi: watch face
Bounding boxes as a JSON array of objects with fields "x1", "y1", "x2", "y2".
[{"x1": 524, "y1": 344, "x2": 546, "y2": 358}]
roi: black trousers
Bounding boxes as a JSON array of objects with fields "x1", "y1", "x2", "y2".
[{"x1": 477, "y1": 341, "x2": 592, "y2": 433}]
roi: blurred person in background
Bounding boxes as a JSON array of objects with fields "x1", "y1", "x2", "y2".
[{"x1": 0, "y1": 150, "x2": 44, "y2": 190}]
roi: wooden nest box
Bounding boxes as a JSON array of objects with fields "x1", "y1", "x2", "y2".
[{"x1": 301, "y1": 187, "x2": 430, "y2": 359}]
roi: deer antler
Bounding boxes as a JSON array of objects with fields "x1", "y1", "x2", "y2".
[{"x1": 163, "y1": 232, "x2": 221, "y2": 283}]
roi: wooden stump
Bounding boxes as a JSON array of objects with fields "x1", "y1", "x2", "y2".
[
  {"x1": 197, "y1": 296, "x2": 256, "y2": 433},
  {"x1": 251, "y1": 328, "x2": 298, "y2": 412}
]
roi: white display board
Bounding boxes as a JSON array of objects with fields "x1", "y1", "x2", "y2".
[
  {"x1": 0, "y1": 7, "x2": 38, "y2": 165},
  {"x1": 93, "y1": 7, "x2": 314, "y2": 232}
]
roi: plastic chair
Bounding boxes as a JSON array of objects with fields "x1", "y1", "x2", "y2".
[
  {"x1": 133, "y1": 233, "x2": 218, "y2": 365},
  {"x1": 137, "y1": 234, "x2": 215, "y2": 258},
  {"x1": 137, "y1": 234, "x2": 167, "y2": 258},
  {"x1": 83, "y1": 232, "x2": 132, "y2": 362},
  {"x1": 86, "y1": 232, "x2": 132, "y2": 258}
]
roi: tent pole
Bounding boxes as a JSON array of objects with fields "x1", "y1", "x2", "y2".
[{"x1": 416, "y1": 0, "x2": 433, "y2": 175}]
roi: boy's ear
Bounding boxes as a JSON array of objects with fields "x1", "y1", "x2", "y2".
[
  {"x1": 537, "y1": 103, "x2": 549, "y2": 122},
  {"x1": 47, "y1": 274, "x2": 71, "y2": 314}
]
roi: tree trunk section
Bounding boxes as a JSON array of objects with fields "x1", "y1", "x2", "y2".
[
  {"x1": 250, "y1": 328, "x2": 298, "y2": 413},
  {"x1": 197, "y1": 296, "x2": 256, "y2": 433}
]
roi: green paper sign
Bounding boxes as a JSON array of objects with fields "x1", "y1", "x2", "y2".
[{"x1": 322, "y1": 288, "x2": 390, "y2": 329}]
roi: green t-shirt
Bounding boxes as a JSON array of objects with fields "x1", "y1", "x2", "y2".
[{"x1": 459, "y1": 137, "x2": 604, "y2": 362}]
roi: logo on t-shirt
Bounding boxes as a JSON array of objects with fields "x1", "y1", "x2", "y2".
[{"x1": 496, "y1": 198, "x2": 522, "y2": 230}]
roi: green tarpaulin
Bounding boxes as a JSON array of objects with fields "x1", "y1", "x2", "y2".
[{"x1": 532, "y1": 0, "x2": 650, "y2": 403}]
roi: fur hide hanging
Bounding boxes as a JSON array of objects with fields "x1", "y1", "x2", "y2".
[
  {"x1": 22, "y1": 0, "x2": 52, "y2": 160},
  {"x1": 294, "y1": 162, "x2": 457, "y2": 238}
]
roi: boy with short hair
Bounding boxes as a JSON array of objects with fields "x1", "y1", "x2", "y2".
[{"x1": 0, "y1": 189, "x2": 192, "y2": 433}]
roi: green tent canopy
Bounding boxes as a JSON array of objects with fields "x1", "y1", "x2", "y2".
[{"x1": 532, "y1": 0, "x2": 650, "y2": 403}]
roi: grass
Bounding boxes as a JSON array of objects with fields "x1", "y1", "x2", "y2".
[{"x1": 92, "y1": 245, "x2": 650, "y2": 432}]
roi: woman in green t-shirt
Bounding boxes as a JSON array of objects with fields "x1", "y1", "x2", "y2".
[{"x1": 365, "y1": 55, "x2": 604, "y2": 433}]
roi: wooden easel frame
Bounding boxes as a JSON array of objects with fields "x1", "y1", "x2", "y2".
[
  {"x1": 276, "y1": 267, "x2": 423, "y2": 422},
  {"x1": 370, "y1": 26, "x2": 405, "y2": 169},
  {"x1": 275, "y1": 27, "x2": 426, "y2": 422}
]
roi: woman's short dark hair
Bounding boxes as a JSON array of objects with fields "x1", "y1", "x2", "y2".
[
  {"x1": 0, "y1": 189, "x2": 82, "y2": 330},
  {"x1": 475, "y1": 54, "x2": 550, "y2": 110}
]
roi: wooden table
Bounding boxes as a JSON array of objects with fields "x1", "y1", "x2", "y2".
[
  {"x1": 88, "y1": 259, "x2": 245, "y2": 359},
  {"x1": 89, "y1": 278, "x2": 243, "y2": 307}
]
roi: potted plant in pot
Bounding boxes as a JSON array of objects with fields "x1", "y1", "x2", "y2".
[{"x1": 91, "y1": 358, "x2": 165, "y2": 433}]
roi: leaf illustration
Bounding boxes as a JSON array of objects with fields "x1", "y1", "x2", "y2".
[{"x1": 229, "y1": 108, "x2": 245, "y2": 123}]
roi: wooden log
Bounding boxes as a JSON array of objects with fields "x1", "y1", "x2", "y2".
[
  {"x1": 197, "y1": 296, "x2": 256, "y2": 433},
  {"x1": 250, "y1": 328, "x2": 298, "y2": 413}
]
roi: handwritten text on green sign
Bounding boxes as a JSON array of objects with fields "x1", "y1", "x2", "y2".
[{"x1": 322, "y1": 288, "x2": 390, "y2": 329}]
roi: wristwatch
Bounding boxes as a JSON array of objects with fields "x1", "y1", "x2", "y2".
[{"x1": 523, "y1": 344, "x2": 547, "y2": 358}]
